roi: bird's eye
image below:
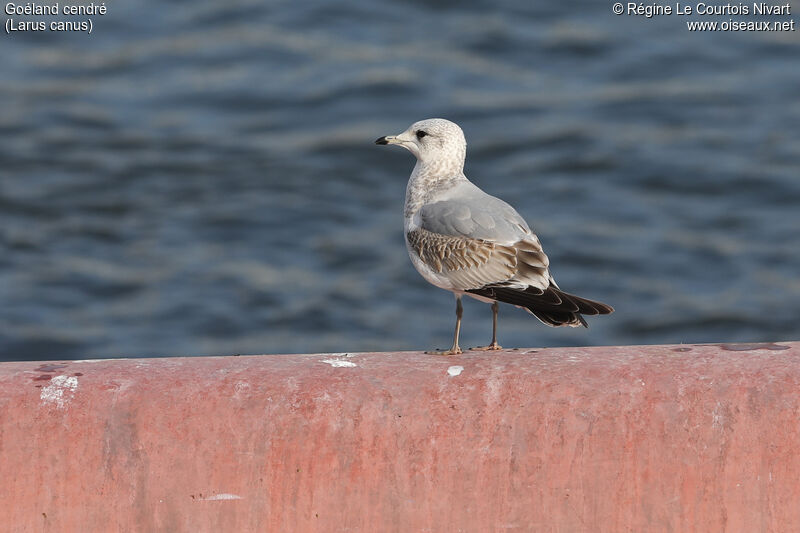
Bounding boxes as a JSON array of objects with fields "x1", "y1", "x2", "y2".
[{"x1": 416, "y1": 130, "x2": 428, "y2": 139}]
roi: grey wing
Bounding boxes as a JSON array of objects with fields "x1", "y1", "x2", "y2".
[
  {"x1": 418, "y1": 190, "x2": 531, "y2": 243},
  {"x1": 414, "y1": 190, "x2": 551, "y2": 292}
]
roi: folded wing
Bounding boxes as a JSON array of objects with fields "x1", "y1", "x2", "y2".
[{"x1": 409, "y1": 191, "x2": 613, "y2": 327}]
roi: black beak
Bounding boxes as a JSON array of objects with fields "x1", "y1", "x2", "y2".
[{"x1": 375, "y1": 136, "x2": 389, "y2": 145}]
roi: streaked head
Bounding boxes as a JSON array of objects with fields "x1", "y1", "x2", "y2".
[{"x1": 375, "y1": 118, "x2": 466, "y2": 169}]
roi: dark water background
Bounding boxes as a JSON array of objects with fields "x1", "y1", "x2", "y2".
[{"x1": 2, "y1": 1, "x2": 799, "y2": 360}]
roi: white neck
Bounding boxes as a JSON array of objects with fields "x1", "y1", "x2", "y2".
[{"x1": 404, "y1": 158, "x2": 467, "y2": 218}]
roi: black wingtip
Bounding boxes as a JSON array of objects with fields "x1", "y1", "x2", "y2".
[
  {"x1": 375, "y1": 136, "x2": 389, "y2": 145},
  {"x1": 467, "y1": 286, "x2": 611, "y2": 328}
]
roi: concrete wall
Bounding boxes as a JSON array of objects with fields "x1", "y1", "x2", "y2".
[{"x1": 1, "y1": 342, "x2": 798, "y2": 532}]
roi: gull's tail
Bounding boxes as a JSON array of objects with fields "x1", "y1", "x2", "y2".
[{"x1": 466, "y1": 286, "x2": 613, "y2": 328}]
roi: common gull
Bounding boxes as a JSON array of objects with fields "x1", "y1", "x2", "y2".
[{"x1": 376, "y1": 118, "x2": 613, "y2": 355}]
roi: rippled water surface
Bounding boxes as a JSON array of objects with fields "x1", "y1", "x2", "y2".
[{"x1": 2, "y1": 1, "x2": 799, "y2": 360}]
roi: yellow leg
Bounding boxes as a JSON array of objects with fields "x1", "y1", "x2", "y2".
[
  {"x1": 426, "y1": 295, "x2": 463, "y2": 356},
  {"x1": 472, "y1": 301, "x2": 503, "y2": 351}
]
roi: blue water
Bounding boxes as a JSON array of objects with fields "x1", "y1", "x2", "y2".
[{"x1": 2, "y1": 1, "x2": 799, "y2": 360}]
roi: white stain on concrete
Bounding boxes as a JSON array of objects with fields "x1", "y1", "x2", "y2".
[
  {"x1": 72, "y1": 359, "x2": 119, "y2": 363},
  {"x1": 323, "y1": 352, "x2": 355, "y2": 358},
  {"x1": 711, "y1": 400, "x2": 729, "y2": 429},
  {"x1": 233, "y1": 380, "x2": 251, "y2": 400},
  {"x1": 322, "y1": 359, "x2": 358, "y2": 368},
  {"x1": 200, "y1": 493, "x2": 243, "y2": 501},
  {"x1": 40, "y1": 375, "x2": 79, "y2": 408},
  {"x1": 447, "y1": 365, "x2": 464, "y2": 377}
]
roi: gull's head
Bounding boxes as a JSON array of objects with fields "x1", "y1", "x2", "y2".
[{"x1": 375, "y1": 118, "x2": 466, "y2": 169}]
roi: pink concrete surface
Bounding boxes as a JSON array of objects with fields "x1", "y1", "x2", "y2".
[{"x1": 1, "y1": 342, "x2": 799, "y2": 532}]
